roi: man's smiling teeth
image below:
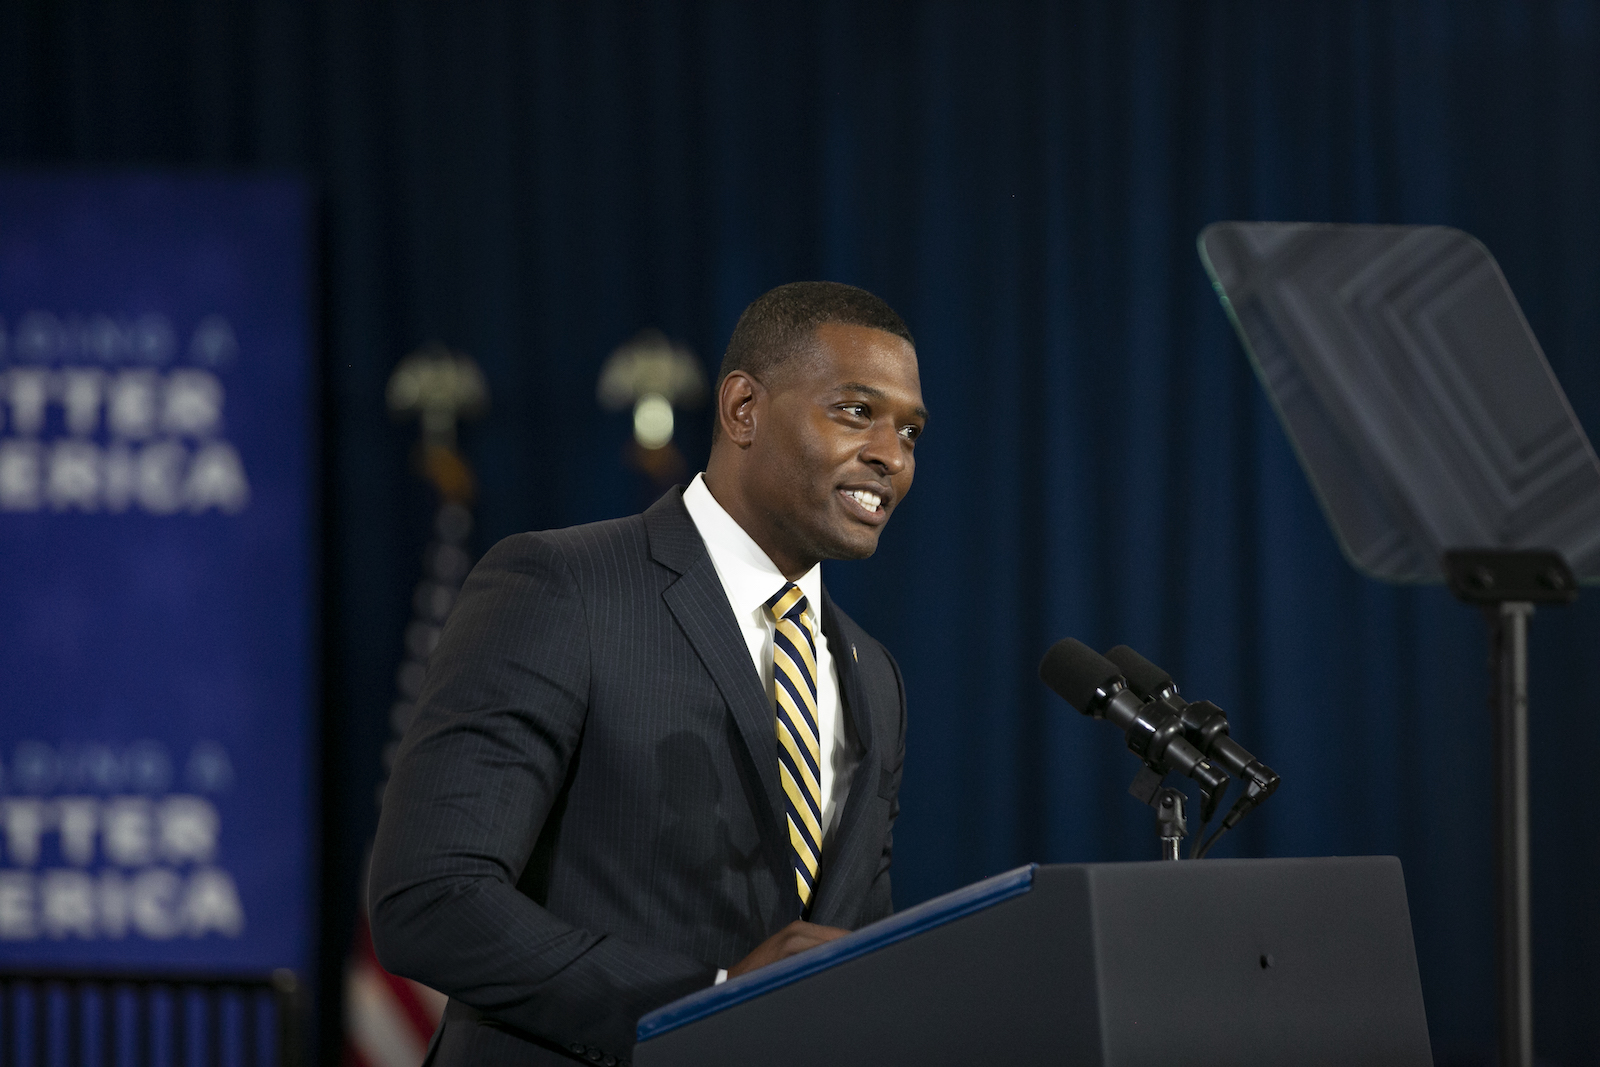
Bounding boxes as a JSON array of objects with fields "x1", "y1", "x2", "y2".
[{"x1": 849, "y1": 489, "x2": 882, "y2": 511}]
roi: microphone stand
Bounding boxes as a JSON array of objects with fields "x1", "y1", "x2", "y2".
[{"x1": 1128, "y1": 765, "x2": 1188, "y2": 860}]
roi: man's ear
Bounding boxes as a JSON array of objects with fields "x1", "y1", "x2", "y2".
[{"x1": 718, "y1": 370, "x2": 761, "y2": 448}]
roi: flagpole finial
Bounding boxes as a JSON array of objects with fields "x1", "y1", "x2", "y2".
[
  {"x1": 387, "y1": 344, "x2": 489, "y2": 447},
  {"x1": 597, "y1": 329, "x2": 706, "y2": 485},
  {"x1": 387, "y1": 344, "x2": 489, "y2": 502}
]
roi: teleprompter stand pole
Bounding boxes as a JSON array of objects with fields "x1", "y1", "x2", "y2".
[
  {"x1": 1490, "y1": 601, "x2": 1533, "y2": 1067},
  {"x1": 1444, "y1": 549, "x2": 1577, "y2": 1067}
]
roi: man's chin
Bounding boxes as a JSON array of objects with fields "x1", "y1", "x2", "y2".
[{"x1": 819, "y1": 529, "x2": 882, "y2": 562}]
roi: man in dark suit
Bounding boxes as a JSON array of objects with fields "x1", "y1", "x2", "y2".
[{"x1": 369, "y1": 282, "x2": 928, "y2": 1066}]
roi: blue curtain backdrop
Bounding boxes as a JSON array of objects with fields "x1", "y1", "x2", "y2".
[{"x1": 3, "y1": 2, "x2": 1598, "y2": 1063}]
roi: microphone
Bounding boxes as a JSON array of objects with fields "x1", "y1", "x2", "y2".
[
  {"x1": 1038, "y1": 638, "x2": 1230, "y2": 815},
  {"x1": 1104, "y1": 644, "x2": 1280, "y2": 846},
  {"x1": 1104, "y1": 645, "x2": 1280, "y2": 794}
]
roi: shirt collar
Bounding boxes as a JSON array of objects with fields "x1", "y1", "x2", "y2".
[{"x1": 682, "y1": 473, "x2": 823, "y2": 622}]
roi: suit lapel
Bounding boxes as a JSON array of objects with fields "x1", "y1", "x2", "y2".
[
  {"x1": 808, "y1": 589, "x2": 883, "y2": 926},
  {"x1": 821, "y1": 587, "x2": 875, "y2": 759},
  {"x1": 646, "y1": 491, "x2": 788, "y2": 870},
  {"x1": 646, "y1": 491, "x2": 889, "y2": 924}
]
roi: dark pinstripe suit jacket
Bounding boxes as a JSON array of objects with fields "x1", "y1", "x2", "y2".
[{"x1": 369, "y1": 487, "x2": 907, "y2": 1066}]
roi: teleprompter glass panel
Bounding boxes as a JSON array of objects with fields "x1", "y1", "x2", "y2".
[{"x1": 1199, "y1": 222, "x2": 1600, "y2": 584}]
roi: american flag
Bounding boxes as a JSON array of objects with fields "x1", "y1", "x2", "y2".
[
  {"x1": 342, "y1": 491, "x2": 476, "y2": 1066},
  {"x1": 343, "y1": 909, "x2": 447, "y2": 1067}
]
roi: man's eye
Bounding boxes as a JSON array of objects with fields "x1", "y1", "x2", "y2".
[
  {"x1": 841, "y1": 404, "x2": 869, "y2": 419},
  {"x1": 898, "y1": 424, "x2": 921, "y2": 442}
]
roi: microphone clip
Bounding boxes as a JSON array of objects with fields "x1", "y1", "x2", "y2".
[{"x1": 1129, "y1": 765, "x2": 1189, "y2": 861}]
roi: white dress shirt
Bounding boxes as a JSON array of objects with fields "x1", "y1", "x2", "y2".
[
  {"x1": 681, "y1": 474, "x2": 861, "y2": 983},
  {"x1": 682, "y1": 473, "x2": 859, "y2": 842}
]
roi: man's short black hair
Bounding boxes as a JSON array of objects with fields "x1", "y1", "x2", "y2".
[{"x1": 716, "y1": 281, "x2": 914, "y2": 388}]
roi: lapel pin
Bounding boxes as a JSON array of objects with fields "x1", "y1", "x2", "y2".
[{"x1": 852, "y1": 644, "x2": 858, "y2": 662}]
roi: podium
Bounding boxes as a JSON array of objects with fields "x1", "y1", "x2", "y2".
[{"x1": 635, "y1": 857, "x2": 1431, "y2": 1067}]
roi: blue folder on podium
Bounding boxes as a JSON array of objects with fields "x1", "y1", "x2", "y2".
[
  {"x1": 634, "y1": 857, "x2": 1432, "y2": 1067},
  {"x1": 638, "y1": 864, "x2": 1037, "y2": 1044}
]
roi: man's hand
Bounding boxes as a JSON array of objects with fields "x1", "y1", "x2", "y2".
[{"x1": 726, "y1": 920, "x2": 849, "y2": 979}]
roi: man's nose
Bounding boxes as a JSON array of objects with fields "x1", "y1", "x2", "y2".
[{"x1": 860, "y1": 423, "x2": 907, "y2": 474}]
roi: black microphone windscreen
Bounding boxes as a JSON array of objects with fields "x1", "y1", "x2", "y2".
[
  {"x1": 1105, "y1": 645, "x2": 1172, "y2": 699},
  {"x1": 1038, "y1": 638, "x2": 1122, "y2": 712}
]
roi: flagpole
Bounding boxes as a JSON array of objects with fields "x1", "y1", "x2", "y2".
[{"x1": 343, "y1": 346, "x2": 488, "y2": 1067}]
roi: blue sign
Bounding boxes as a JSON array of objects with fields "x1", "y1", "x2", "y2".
[{"x1": 0, "y1": 173, "x2": 314, "y2": 975}]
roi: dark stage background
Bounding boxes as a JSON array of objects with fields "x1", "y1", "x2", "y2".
[{"x1": 4, "y1": 2, "x2": 1598, "y2": 1063}]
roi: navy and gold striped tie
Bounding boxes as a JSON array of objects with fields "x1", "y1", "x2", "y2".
[{"x1": 766, "y1": 582, "x2": 823, "y2": 916}]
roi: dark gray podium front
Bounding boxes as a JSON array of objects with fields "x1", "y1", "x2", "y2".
[{"x1": 634, "y1": 857, "x2": 1431, "y2": 1067}]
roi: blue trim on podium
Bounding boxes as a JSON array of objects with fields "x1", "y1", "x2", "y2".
[{"x1": 636, "y1": 863, "x2": 1037, "y2": 1042}]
